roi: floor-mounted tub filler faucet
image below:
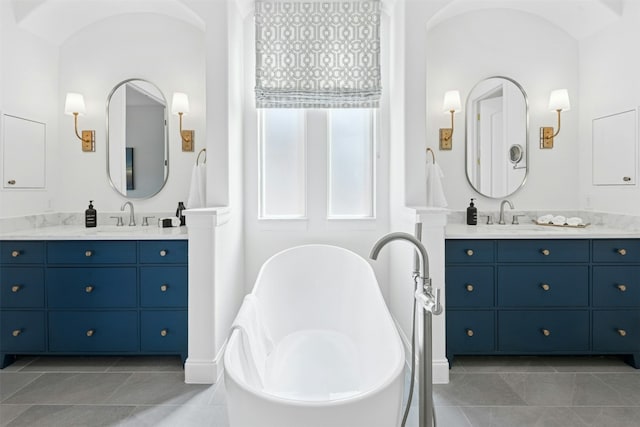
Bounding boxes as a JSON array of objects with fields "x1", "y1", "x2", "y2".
[
  {"x1": 370, "y1": 224, "x2": 441, "y2": 427},
  {"x1": 121, "y1": 201, "x2": 135, "y2": 226},
  {"x1": 498, "y1": 199, "x2": 514, "y2": 225}
]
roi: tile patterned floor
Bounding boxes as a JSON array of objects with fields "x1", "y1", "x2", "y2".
[{"x1": 1, "y1": 355, "x2": 639, "y2": 426}]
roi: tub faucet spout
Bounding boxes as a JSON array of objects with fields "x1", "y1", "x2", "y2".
[
  {"x1": 121, "y1": 201, "x2": 135, "y2": 226},
  {"x1": 498, "y1": 199, "x2": 514, "y2": 225}
]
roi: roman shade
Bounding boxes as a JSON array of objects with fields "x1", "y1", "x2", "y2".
[{"x1": 255, "y1": 0, "x2": 381, "y2": 108}]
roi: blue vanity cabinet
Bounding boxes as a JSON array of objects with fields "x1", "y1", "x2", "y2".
[
  {"x1": 445, "y1": 238, "x2": 640, "y2": 368},
  {"x1": 0, "y1": 239, "x2": 188, "y2": 368}
]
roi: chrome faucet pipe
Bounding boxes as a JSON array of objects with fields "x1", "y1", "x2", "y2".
[
  {"x1": 370, "y1": 232, "x2": 430, "y2": 280},
  {"x1": 498, "y1": 199, "x2": 514, "y2": 225},
  {"x1": 121, "y1": 201, "x2": 136, "y2": 226}
]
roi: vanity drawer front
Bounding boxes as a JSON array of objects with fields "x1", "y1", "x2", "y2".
[
  {"x1": 1, "y1": 268, "x2": 45, "y2": 308},
  {"x1": 498, "y1": 266, "x2": 588, "y2": 307},
  {"x1": 447, "y1": 310, "x2": 495, "y2": 353},
  {"x1": 141, "y1": 310, "x2": 187, "y2": 352},
  {"x1": 497, "y1": 240, "x2": 589, "y2": 263},
  {"x1": 498, "y1": 311, "x2": 589, "y2": 352},
  {"x1": 46, "y1": 268, "x2": 137, "y2": 308},
  {"x1": 140, "y1": 267, "x2": 187, "y2": 308},
  {"x1": 593, "y1": 239, "x2": 640, "y2": 263},
  {"x1": 49, "y1": 311, "x2": 138, "y2": 352},
  {"x1": 0, "y1": 312, "x2": 46, "y2": 352},
  {"x1": 593, "y1": 310, "x2": 640, "y2": 352},
  {"x1": 593, "y1": 266, "x2": 640, "y2": 307},
  {"x1": 0, "y1": 241, "x2": 45, "y2": 264},
  {"x1": 446, "y1": 240, "x2": 494, "y2": 264},
  {"x1": 139, "y1": 241, "x2": 187, "y2": 264},
  {"x1": 47, "y1": 241, "x2": 136, "y2": 264},
  {"x1": 446, "y1": 266, "x2": 494, "y2": 307}
]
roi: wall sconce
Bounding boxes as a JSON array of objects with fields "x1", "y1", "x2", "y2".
[
  {"x1": 540, "y1": 89, "x2": 570, "y2": 149},
  {"x1": 439, "y1": 90, "x2": 462, "y2": 150},
  {"x1": 171, "y1": 92, "x2": 194, "y2": 152},
  {"x1": 64, "y1": 93, "x2": 95, "y2": 152}
]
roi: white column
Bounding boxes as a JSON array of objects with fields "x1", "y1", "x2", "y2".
[{"x1": 184, "y1": 207, "x2": 231, "y2": 384}]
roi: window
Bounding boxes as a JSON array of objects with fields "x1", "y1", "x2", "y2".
[{"x1": 258, "y1": 109, "x2": 376, "y2": 220}]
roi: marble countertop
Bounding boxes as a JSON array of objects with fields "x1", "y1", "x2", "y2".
[
  {"x1": 446, "y1": 223, "x2": 640, "y2": 239},
  {"x1": 0, "y1": 225, "x2": 187, "y2": 240}
]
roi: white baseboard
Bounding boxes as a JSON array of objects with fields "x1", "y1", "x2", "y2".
[{"x1": 184, "y1": 348, "x2": 225, "y2": 384}]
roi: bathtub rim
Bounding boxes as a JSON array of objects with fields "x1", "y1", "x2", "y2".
[{"x1": 223, "y1": 243, "x2": 406, "y2": 408}]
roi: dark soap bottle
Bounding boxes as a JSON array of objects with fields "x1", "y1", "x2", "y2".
[
  {"x1": 85, "y1": 200, "x2": 97, "y2": 228},
  {"x1": 176, "y1": 202, "x2": 186, "y2": 226},
  {"x1": 466, "y1": 198, "x2": 477, "y2": 225}
]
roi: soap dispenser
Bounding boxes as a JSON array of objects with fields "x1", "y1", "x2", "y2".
[
  {"x1": 85, "y1": 200, "x2": 97, "y2": 228},
  {"x1": 176, "y1": 201, "x2": 186, "y2": 226},
  {"x1": 466, "y1": 198, "x2": 477, "y2": 225}
]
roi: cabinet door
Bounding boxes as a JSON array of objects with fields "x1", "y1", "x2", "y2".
[
  {"x1": 49, "y1": 311, "x2": 138, "y2": 352},
  {"x1": 498, "y1": 266, "x2": 588, "y2": 307},
  {"x1": 141, "y1": 310, "x2": 187, "y2": 352},
  {"x1": 446, "y1": 266, "x2": 494, "y2": 307},
  {"x1": 593, "y1": 266, "x2": 640, "y2": 307},
  {"x1": 0, "y1": 312, "x2": 46, "y2": 352},
  {"x1": 140, "y1": 267, "x2": 187, "y2": 307},
  {"x1": 46, "y1": 267, "x2": 136, "y2": 308},
  {"x1": 593, "y1": 310, "x2": 640, "y2": 352},
  {"x1": 1, "y1": 268, "x2": 44, "y2": 308},
  {"x1": 593, "y1": 110, "x2": 636, "y2": 186},
  {"x1": 447, "y1": 310, "x2": 495, "y2": 354}
]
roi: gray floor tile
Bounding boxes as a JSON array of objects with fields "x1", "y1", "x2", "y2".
[
  {"x1": 108, "y1": 356, "x2": 184, "y2": 372},
  {"x1": 550, "y1": 356, "x2": 636, "y2": 373},
  {"x1": 118, "y1": 404, "x2": 229, "y2": 427},
  {"x1": 499, "y1": 372, "x2": 579, "y2": 406},
  {"x1": 0, "y1": 357, "x2": 37, "y2": 373},
  {"x1": 0, "y1": 405, "x2": 31, "y2": 427},
  {"x1": 571, "y1": 373, "x2": 636, "y2": 406},
  {"x1": 571, "y1": 406, "x2": 640, "y2": 427},
  {"x1": 434, "y1": 373, "x2": 527, "y2": 406},
  {"x1": 593, "y1": 373, "x2": 640, "y2": 405},
  {"x1": 462, "y1": 406, "x2": 588, "y2": 427},
  {"x1": 455, "y1": 356, "x2": 556, "y2": 373},
  {"x1": 0, "y1": 373, "x2": 42, "y2": 402},
  {"x1": 2, "y1": 373, "x2": 131, "y2": 405},
  {"x1": 18, "y1": 356, "x2": 120, "y2": 373},
  {"x1": 105, "y1": 372, "x2": 210, "y2": 406},
  {"x1": 4, "y1": 405, "x2": 135, "y2": 427}
]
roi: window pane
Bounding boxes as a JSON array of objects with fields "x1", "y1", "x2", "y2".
[
  {"x1": 328, "y1": 109, "x2": 375, "y2": 218},
  {"x1": 259, "y1": 109, "x2": 306, "y2": 218}
]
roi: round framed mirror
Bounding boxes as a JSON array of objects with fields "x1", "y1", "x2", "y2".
[
  {"x1": 106, "y1": 79, "x2": 168, "y2": 199},
  {"x1": 465, "y1": 76, "x2": 528, "y2": 198}
]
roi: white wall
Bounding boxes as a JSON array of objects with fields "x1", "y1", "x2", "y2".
[
  {"x1": 0, "y1": 1, "x2": 59, "y2": 217},
  {"x1": 578, "y1": 1, "x2": 640, "y2": 215},
  {"x1": 56, "y1": 13, "x2": 205, "y2": 215}
]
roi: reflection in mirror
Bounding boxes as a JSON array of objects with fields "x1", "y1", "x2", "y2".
[
  {"x1": 465, "y1": 76, "x2": 528, "y2": 199},
  {"x1": 107, "y1": 79, "x2": 168, "y2": 199}
]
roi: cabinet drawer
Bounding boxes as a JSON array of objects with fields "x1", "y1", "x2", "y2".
[
  {"x1": 446, "y1": 310, "x2": 495, "y2": 353},
  {"x1": 498, "y1": 266, "x2": 588, "y2": 307},
  {"x1": 497, "y1": 240, "x2": 589, "y2": 263},
  {"x1": 593, "y1": 266, "x2": 640, "y2": 307},
  {"x1": 46, "y1": 268, "x2": 136, "y2": 308},
  {"x1": 47, "y1": 241, "x2": 136, "y2": 264},
  {"x1": 593, "y1": 310, "x2": 640, "y2": 352},
  {"x1": 141, "y1": 310, "x2": 187, "y2": 352},
  {"x1": 0, "y1": 241, "x2": 45, "y2": 264},
  {"x1": 140, "y1": 267, "x2": 187, "y2": 307},
  {"x1": 446, "y1": 240, "x2": 494, "y2": 263},
  {"x1": 1, "y1": 268, "x2": 44, "y2": 308},
  {"x1": 139, "y1": 241, "x2": 187, "y2": 264},
  {"x1": 593, "y1": 239, "x2": 640, "y2": 263},
  {"x1": 498, "y1": 311, "x2": 589, "y2": 352},
  {"x1": 446, "y1": 266, "x2": 494, "y2": 307},
  {"x1": 49, "y1": 311, "x2": 138, "y2": 352},
  {"x1": 0, "y1": 312, "x2": 46, "y2": 352}
]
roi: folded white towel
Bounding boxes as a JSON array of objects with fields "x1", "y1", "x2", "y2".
[
  {"x1": 551, "y1": 215, "x2": 566, "y2": 225},
  {"x1": 566, "y1": 217, "x2": 583, "y2": 226},
  {"x1": 187, "y1": 164, "x2": 206, "y2": 209},
  {"x1": 537, "y1": 215, "x2": 553, "y2": 224},
  {"x1": 425, "y1": 162, "x2": 448, "y2": 207}
]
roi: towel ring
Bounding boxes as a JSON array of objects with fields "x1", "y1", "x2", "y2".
[
  {"x1": 426, "y1": 147, "x2": 436, "y2": 163},
  {"x1": 196, "y1": 148, "x2": 207, "y2": 165}
]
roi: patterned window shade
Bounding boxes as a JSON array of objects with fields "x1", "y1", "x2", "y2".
[{"x1": 255, "y1": 0, "x2": 381, "y2": 108}]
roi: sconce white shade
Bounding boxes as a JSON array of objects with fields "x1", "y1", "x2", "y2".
[
  {"x1": 171, "y1": 92, "x2": 190, "y2": 115},
  {"x1": 64, "y1": 93, "x2": 86, "y2": 115},
  {"x1": 442, "y1": 90, "x2": 462, "y2": 113},
  {"x1": 548, "y1": 89, "x2": 570, "y2": 112}
]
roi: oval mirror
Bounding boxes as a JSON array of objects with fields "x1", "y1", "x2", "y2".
[
  {"x1": 465, "y1": 76, "x2": 528, "y2": 199},
  {"x1": 106, "y1": 79, "x2": 168, "y2": 198}
]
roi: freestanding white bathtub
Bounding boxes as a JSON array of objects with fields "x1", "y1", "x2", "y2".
[{"x1": 224, "y1": 245, "x2": 405, "y2": 427}]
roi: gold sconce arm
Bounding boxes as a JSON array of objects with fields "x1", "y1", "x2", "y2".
[
  {"x1": 73, "y1": 112, "x2": 95, "y2": 152},
  {"x1": 439, "y1": 110, "x2": 455, "y2": 150},
  {"x1": 540, "y1": 109, "x2": 562, "y2": 149},
  {"x1": 178, "y1": 112, "x2": 194, "y2": 152}
]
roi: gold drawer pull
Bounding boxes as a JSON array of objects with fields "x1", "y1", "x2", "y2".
[
  {"x1": 465, "y1": 249, "x2": 474, "y2": 256},
  {"x1": 159, "y1": 249, "x2": 168, "y2": 257},
  {"x1": 11, "y1": 250, "x2": 20, "y2": 258},
  {"x1": 86, "y1": 329, "x2": 95, "y2": 337},
  {"x1": 466, "y1": 329, "x2": 474, "y2": 337},
  {"x1": 85, "y1": 250, "x2": 93, "y2": 257},
  {"x1": 160, "y1": 329, "x2": 168, "y2": 337},
  {"x1": 12, "y1": 329, "x2": 22, "y2": 337},
  {"x1": 160, "y1": 284, "x2": 169, "y2": 292},
  {"x1": 541, "y1": 249, "x2": 550, "y2": 256},
  {"x1": 11, "y1": 285, "x2": 22, "y2": 293},
  {"x1": 617, "y1": 248, "x2": 627, "y2": 256},
  {"x1": 617, "y1": 329, "x2": 627, "y2": 337},
  {"x1": 541, "y1": 329, "x2": 551, "y2": 337},
  {"x1": 617, "y1": 284, "x2": 627, "y2": 292},
  {"x1": 85, "y1": 285, "x2": 94, "y2": 293},
  {"x1": 465, "y1": 284, "x2": 474, "y2": 292},
  {"x1": 540, "y1": 283, "x2": 550, "y2": 291}
]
